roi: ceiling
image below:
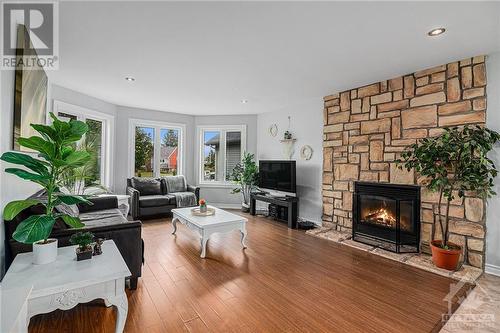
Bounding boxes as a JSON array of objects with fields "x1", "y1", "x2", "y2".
[{"x1": 49, "y1": 1, "x2": 500, "y2": 115}]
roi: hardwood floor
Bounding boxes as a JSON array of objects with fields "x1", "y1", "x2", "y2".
[{"x1": 29, "y1": 212, "x2": 460, "y2": 333}]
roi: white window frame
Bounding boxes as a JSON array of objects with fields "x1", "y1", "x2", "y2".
[
  {"x1": 197, "y1": 124, "x2": 247, "y2": 187},
  {"x1": 52, "y1": 100, "x2": 115, "y2": 190},
  {"x1": 128, "y1": 118, "x2": 186, "y2": 178}
]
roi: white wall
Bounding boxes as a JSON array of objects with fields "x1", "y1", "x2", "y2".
[
  {"x1": 257, "y1": 98, "x2": 324, "y2": 224},
  {"x1": 0, "y1": 67, "x2": 42, "y2": 279},
  {"x1": 486, "y1": 52, "x2": 500, "y2": 275},
  {"x1": 0, "y1": 67, "x2": 5, "y2": 277},
  {"x1": 194, "y1": 115, "x2": 258, "y2": 207},
  {"x1": 114, "y1": 106, "x2": 196, "y2": 194}
]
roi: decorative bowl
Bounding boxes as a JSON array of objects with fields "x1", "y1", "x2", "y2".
[{"x1": 191, "y1": 207, "x2": 216, "y2": 216}]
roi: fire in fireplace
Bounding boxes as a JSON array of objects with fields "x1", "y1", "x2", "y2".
[{"x1": 353, "y1": 182, "x2": 420, "y2": 253}]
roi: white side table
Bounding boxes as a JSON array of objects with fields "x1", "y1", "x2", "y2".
[
  {"x1": 1, "y1": 240, "x2": 131, "y2": 333},
  {"x1": 98, "y1": 194, "x2": 130, "y2": 217}
]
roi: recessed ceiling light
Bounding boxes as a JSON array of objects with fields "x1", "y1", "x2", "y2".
[
  {"x1": 125, "y1": 76, "x2": 135, "y2": 82},
  {"x1": 241, "y1": 99, "x2": 248, "y2": 104},
  {"x1": 427, "y1": 28, "x2": 446, "y2": 37}
]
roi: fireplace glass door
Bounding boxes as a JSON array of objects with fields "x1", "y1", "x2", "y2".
[{"x1": 353, "y1": 182, "x2": 420, "y2": 253}]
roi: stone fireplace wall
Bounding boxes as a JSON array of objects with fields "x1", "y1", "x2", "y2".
[{"x1": 322, "y1": 56, "x2": 487, "y2": 268}]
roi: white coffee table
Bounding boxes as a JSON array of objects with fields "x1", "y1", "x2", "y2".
[
  {"x1": 1, "y1": 240, "x2": 131, "y2": 333},
  {"x1": 171, "y1": 206, "x2": 248, "y2": 258}
]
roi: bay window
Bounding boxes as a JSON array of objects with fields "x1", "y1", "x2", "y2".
[
  {"x1": 53, "y1": 101, "x2": 114, "y2": 190},
  {"x1": 198, "y1": 125, "x2": 246, "y2": 185},
  {"x1": 129, "y1": 119, "x2": 184, "y2": 178}
]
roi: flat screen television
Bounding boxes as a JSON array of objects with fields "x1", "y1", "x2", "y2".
[{"x1": 259, "y1": 160, "x2": 296, "y2": 193}]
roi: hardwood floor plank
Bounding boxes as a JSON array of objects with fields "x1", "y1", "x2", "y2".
[{"x1": 29, "y1": 212, "x2": 460, "y2": 333}]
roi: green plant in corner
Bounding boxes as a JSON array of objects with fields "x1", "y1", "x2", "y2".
[
  {"x1": 230, "y1": 152, "x2": 259, "y2": 210},
  {"x1": 397, "y1": 125, "x2": 499, "y2": 269},
  {"x1": 0, "y1": 112, "x2": 92, "y2": 244}
]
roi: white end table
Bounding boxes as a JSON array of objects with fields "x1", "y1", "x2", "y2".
[
  {"x1": 1, "y1": 240, "x2": 131, "y2": 333},
  {"x1": 98, "y1": 194, "x2": 130, "y2": 217},
  {"x1": 171, "y1": 206, "x2": 248, "y2": 258}
]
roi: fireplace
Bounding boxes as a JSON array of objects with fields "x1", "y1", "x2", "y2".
[{"x1": 353, "y1": 182, "x2": 420, "y2": 253}]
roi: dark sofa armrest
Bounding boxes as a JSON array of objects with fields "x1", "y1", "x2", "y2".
[
  {"x1": 78, "y1": 196, "x2": 118, "y2": 213},
  {"x1": 187, "y1": 184, "x2": 200, "y2": 202},
  {"x1": 127, "y1": 186, "x2": 140, "y2": 219}
]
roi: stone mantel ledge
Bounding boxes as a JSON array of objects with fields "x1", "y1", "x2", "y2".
[{"x1": 305, "y1": 227, "x2": 482, "y2": 283}]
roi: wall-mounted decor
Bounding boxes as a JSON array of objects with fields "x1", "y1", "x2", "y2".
[
  {"x1": 300, "y1": 145, "x2": 313, "y2": 160},
  {"x1": 283, "y1": 116, "x2": 293, "y2": 140},
  {"x1": 280, "y1": 138, "x2": 296, "y2": 160},
  {"x1": 268, "y1": 124, "x2": 278, "y2": 137},
  {"x1": 13, "y1": 25, "x2": 48, "y2": 152}
]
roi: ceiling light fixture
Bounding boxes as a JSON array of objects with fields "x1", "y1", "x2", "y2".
[
  {"x1": 125, "y1": 76, "x2": 136, "y2": 82},
  {"x1": 427, "y1": 27, "x2": 446, "y2": 37},
  {"x1": 241, "y1": 99, "x2": 248, "y2": 104}
]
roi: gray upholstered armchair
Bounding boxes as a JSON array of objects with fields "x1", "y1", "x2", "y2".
[{"x1": 127, "y1": 176, "x2": 200, "y2": 219}]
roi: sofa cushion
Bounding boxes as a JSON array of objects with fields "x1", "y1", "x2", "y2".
[
  {"x1": 130, "y1": 177, "x2": 162, "y2": 196},
  {"x1": 79, "y1": 208, "x2": 128, "y2": 228},
  {"x1": 163, "y1": 175, "x2": 187, "y2": 193},
  {"x1": 139, "y1": 195, "x2": 176, "y2": 208}
]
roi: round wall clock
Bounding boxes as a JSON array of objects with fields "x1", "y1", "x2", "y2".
[
  {"x1": 300, "y1": 145, "x2": 313, "y2": 160},
  {"x1": 268, "y1": 124, "x2": 278, "y2": 137}
]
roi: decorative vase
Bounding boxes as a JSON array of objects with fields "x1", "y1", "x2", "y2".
[
  {"x1": 32, "y1": 238, "x2": 58, "y2": 265},
  {"x1": 430, "y1": 240, "x2": 462, "y2": 271},
  {"x1": 200, "y1": 204, "x2": 207, "y2": 213},
  {"x1": 76, "y1": 246, "x2": 93, "y2": 261}
]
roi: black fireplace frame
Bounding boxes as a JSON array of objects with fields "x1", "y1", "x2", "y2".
[{"x1": 352, "y1": 181, "x2": 420, "y2": 253}]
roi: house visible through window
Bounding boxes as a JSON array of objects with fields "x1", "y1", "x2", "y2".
[
  {"x1": 131, "y1": 120, "x2": 184, "y2": 178},
  {"x1": 199, "y1": 125, "x2": 246, "y2": 184}
]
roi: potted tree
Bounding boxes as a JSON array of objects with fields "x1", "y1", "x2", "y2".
[
  {"x1": 70, "y1": 232, "x2": 95, "y2": 261},
  {"x1": 398, "y1": 125, "x2": 500, "y2": 270},
  {"x1": 1, "y1": 113, "x2": 91, "y2": 264},
  {"x1": 230, "y1": 152, "x2": 259, "y2": 212}
]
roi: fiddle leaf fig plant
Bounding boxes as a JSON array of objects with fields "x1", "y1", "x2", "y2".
[
  {"x1": 1, "y1": 112, "x2": 92, "y2": 244},
  {"x1": 230, "y1": 152, "x2": 259, "y2": 208},
  {"x1": 397, "y1": 125, "x2": 500, "y2": 249}
]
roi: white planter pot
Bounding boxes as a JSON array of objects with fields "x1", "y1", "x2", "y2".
[{"x1": 32, "y1": 238, "x2": 58, "y2": 265}]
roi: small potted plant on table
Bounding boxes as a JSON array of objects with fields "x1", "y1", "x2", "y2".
[
  {"x1": 70, "y1": 232, "x2": 95, "y2": 261},
  {"x1": 199, "y1": 199, "x2": 207, "y2": 213},
  {"x1": 398, "y1": 125, "x2": 500, "y2": 270}
]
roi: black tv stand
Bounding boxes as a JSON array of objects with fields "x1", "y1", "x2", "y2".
[{"x1": 250, "y1": 193, "x2": 299, "y2": 229}]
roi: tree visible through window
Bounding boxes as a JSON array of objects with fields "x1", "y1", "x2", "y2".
[
  {"x1": 203, "y1": 131, "x2": 219, "y2": 181},
  {"x1": 134, "y1": 127, "x2": 154, "y2": 177},
  {"x1": 132, "y1": 123, "x2": 183, "y2": 178}
]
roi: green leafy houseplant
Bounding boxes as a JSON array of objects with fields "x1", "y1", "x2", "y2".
[
  {"x1": 1, "y1": 112, "x2": 92, "y2": 244},
  {"x1": 230, "y1": 152, "x2": 259, "y2": 210},
  {"x1": 397, "y1": 125, "x2": 500, "y2": 269}
]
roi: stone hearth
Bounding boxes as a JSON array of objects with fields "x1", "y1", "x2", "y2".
[
  {"x1": 322, "y1": 56, "x2": 488, "y2": 268},
  {"x1": 306, "y1": 227, "x2": 482, "y2": 283}
]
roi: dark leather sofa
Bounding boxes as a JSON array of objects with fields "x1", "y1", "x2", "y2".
[
  {"x1": 5, "y1": 196, "x2": 143, "y2": 289},
  {"x1": 127, "y1": 176, "x2": 200, "y2": 219}
]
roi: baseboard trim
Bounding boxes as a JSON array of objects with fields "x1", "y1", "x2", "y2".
[
  {"x1": 210, "y1": 203, "x2": 242, "y2": 209},
  {"x1": 485, "y1": 263, "x2": 500, "y2": 277}
]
